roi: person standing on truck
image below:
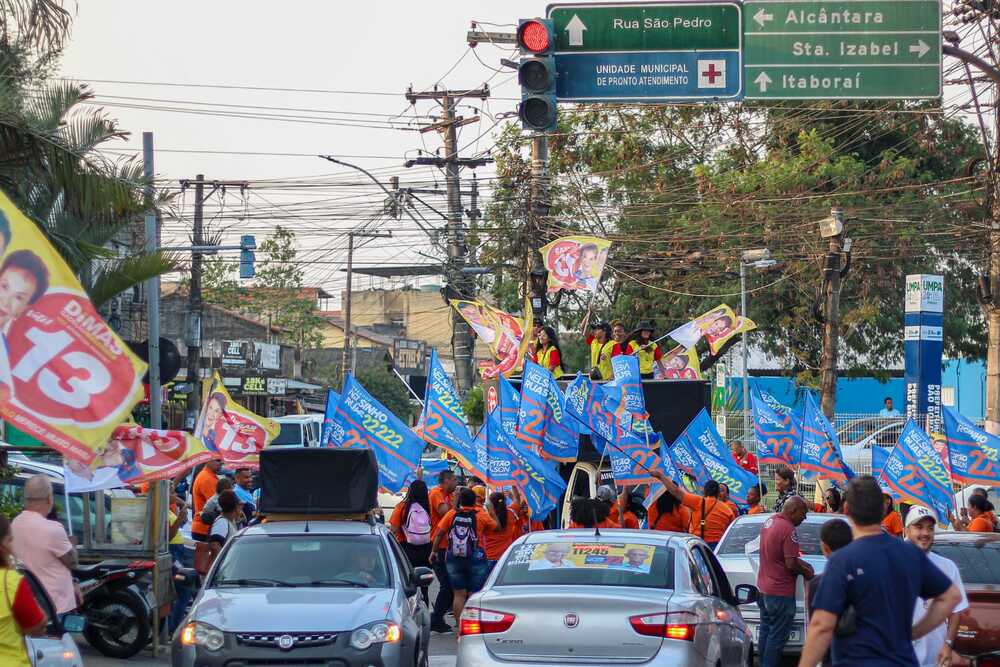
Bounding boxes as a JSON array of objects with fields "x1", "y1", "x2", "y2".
[
  {"x1": 649, "y1": 471, "x2": 735, "y2": 549},
  {"x1": 586, "y1": 321, "x2": 620, "y2": 381},
  {"x1": 428, "y1": 470, "x2": 458, "y2": 633},
  {"x1": 625, "y1": 321, "x2": 665, "y2": 379},
  {"x1": 533, "y1": 326, "x2": 565, "y2": 379}
]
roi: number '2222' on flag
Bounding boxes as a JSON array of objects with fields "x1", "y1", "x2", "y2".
[{"x1": 0, "y1": 191, "x2": 147, "y2": 464}]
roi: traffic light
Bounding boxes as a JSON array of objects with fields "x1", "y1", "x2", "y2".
[
  {"x1": 239, "y1": 234, "x2": 256, "y2": 279},
  {"x1": 517, "y1": 18, "x2": 557, "y2": 132}
]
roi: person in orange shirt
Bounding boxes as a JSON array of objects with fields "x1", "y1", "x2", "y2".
[
  {"x1": 429, "y1": 488, "x2": 498, "y2": 622},
  {"x1": 568, "y1": 498, "x2": 619, "y2": 529},
  {"x1": 647, "y1": 489, "x2": 692, "y2": 532},
  {"x1": 746, "y1": 484, "x2": 767, "y2": 515},
  {"x1": 650, "y1": 470, "x2": 736, "y2": 549},
  {"x1": 190, "y1": 460, "x2": 221, "y2": 542},
  {"x1": 427, "y1": 469, "x2": 458, "y2": 633},
  {"x1": 881, "y1": 493, "x2": 904, "y2": 537},
  {"x1": 596, "y1": 485, "x2": 621, "y2": 526},
  {"x1": 619, "y1": 490, "x2": 643, "y2": 529},
  {"x1": 719, "y1": 483, "x2": 740, "y2": 518},
  {"x1": 389, "y1": 480, "x2": 433, "y2": 604},
  {"x1": 483, "y1": 491, "x2": 523, "y2": 568},
  {"x1": 964, "y1": 495, "x2": 996, "y2": 532}
]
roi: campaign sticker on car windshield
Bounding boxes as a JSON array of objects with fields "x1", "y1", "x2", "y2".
[{"x1": 527, "y1": 542, "x2": 654, "y2": 574}]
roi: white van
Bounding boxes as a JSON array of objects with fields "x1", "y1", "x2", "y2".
[
  {"x1": 560, "y1": 460, "x2": 614, "y2": 528},
  {"x1": 271, "y1": 414, "x2": 324, "y2": 447}
]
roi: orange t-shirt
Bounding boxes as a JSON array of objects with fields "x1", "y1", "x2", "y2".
[
  {"x1": 608, "y1": 504, "x2": 622, "y2": 527},
  {"x1": 428, "y1": 485, "x2": 453, "y2": 549},
  {"x1": 529, "y1": 519, "x2": 545, "y2": 532},
  {"x1": 882, "y1": 511, "x2": 904, "y2": 537},
  {"x1": 967, "y1": 515, "x2": 995, "y2": 532},
  {"x1": 190, "y1": 467, "x2": 218, "y2": 536},
  {"x1": 648, "y1": 505, "x2": 691, "y2": 533},
  {"x1": 622, "y1": 510, "x2": 641, "y2": 530},
  {"x1": 681, "y1": 492, "x2": 735, "y2": 544},
  {"x1": 484, "y1": 508, "x2": 523, "y2": 560},
  {"x1": 747, "y1": 505, "x2": 766, "y2": 515},
  {"x1": 724, "y1": 500, "x2": 740, "y2": 517},
  {"x1": 388, "y1": 502, "x2": 407, "y2": 543},
  {"x1": 434, "y1": 506, "x2": 498, "y2": 548}
]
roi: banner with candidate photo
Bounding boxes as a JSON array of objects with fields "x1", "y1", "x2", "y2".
[
  {"x1": 880, "y1": 420, "x2": 954, "y2": 522},
  {"x1": 196, "y1": 373, "x2": 279, "y2": 467},
  {"x1": 331, "y1": 374, "x2": 423, "y2": 493},
  {"x1": 943, "y1": 407, "x2": 1000, "y2": 486},
  {"x1": 660, "y1": 344, "x2": 702, "y2": 380},
  {"x1": 451, "y1": 297, "x2": 532, "y2": 378},
  {"x1": 417, "y1": 349, "x2": 480, "y2": 473},
  {"x1": 539, "y1": 235, "x2": 611, "y2": 295},
  {"x1": 319, "y1": 388, "x2": 341, "y2": 447},
  {"x1": 64, "y1": 424, "x2": 212, "y2": 492},
  {"x1": 666, "y1": 303, "x2": 757, "y2": 355},
  {"x1": 0, "y1": 192, "x2": 148, "y2": 464}
]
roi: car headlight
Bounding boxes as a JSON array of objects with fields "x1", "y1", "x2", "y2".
[
  {"x1": 180, "y1": 621, "x2": 225, "y2": 652},
  {"x1": 349, "y1": 621, "x2": 400, "y2": 650}
]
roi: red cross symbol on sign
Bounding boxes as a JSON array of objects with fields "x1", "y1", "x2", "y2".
[
  {"x1": 698, "y1": 60, "x2": 726, "y2": 89},
  {"x1": 703, "y1": 63, "x2": 722, "y2": 84}
]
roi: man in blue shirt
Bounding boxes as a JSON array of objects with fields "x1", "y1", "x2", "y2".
[
  {"x1": 233, "y1": 468, "x2": 256, "y2": 524},
  {"x1": 799, "y1": 476, "x2": 961, "y2": 667},
  {"x1": 878, "y1": 397, "x2": 902, "y2": 418}
]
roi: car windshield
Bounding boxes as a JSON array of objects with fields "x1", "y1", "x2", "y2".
[
  {"x1": 270, "y1": 423, "x2": 303, "y2": 446},
  {"x1": 211, "y1": 534, "x2": 391, "y2": 588},
  {"x1": 495, "y1": 539, "x2": 674, "y2": 589},
  {"x1": 717, "y1": 520, "x2": 826, "y2": 556},
  {"x1": 931, "y1": 542, "x2": 1000, "y2": 584}
]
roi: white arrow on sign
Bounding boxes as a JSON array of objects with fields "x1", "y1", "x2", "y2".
[
  {"x1": 755, "y1": 71, "x2": 773, "y2": 92},
  {"x1": 753, "y1": 8, "x2": 773, "y2": 27},
  {"x1": 909, "y1": 39, "x2": 930, "y2": 58},
  {"x1": 566, "y1": 14, "x2": 587, "y2": 46}
]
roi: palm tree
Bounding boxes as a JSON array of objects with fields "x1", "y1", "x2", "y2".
[{"x1": 0, "y1": 0, "x2": 177, "y2": 307}]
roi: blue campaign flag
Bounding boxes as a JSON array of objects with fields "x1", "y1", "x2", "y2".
[
  {"x1": 331, "y1": 374, "x2": 424, "y2": 493},
  {"x1": 418, "y1": 350, "x2": 479, "y2": 473},
  {"x1": 403, "y1": 458, "x2": 453, "y2": 486},
  {"x1": 880, "y1": 420, "x2": 954, "y2": 522},
  {"x1": 497, "y1": 374, "x2": 521, "y2": 442},
  {"x1": 610, "y1": 355, "x2": 653, "y2": 436},
  {"x1": 670, "y1": 434, "x2": 712, "y2": 488},
  {"x1": 871, "y1": 443, "x2": 891, "y2": 480},
  {"x1": 319, "y1": 388, "x2": 341, "y2": 447},
  {"x1": 644, "y1": 441, "x2": 685, "y2": 510},
  {"x1": 678, "y1": 410, "x2": 759, "y2": 504},
  {"x1": 943, "y1": 407, "x2": 1000, "y2": 486},
  {"x1": 509, "y1": 428, "x2": 566, "y2": 518},
  {"x1": 483, "y1": 406, "x2": 518, "y2": 487},
  {"x1": 518, "y1": 361, "x2": 579, "y2": 462},
  {"x1": 751, "y1": 387, "x2": 802, "y2": 466},
  {"x1": 800, "y1": 393, "x2": 852, "y2": 482}
]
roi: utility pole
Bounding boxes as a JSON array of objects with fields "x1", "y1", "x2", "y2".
[
  {"x1": 185, "y1": 174, "x2": 205, "y2": 426},
  {"x1": 142, "y1": 133, "x2": 161, "y2": 430},
  {"x1": 404, "y1": 85, "x2": 491, "y2": 394},
  {"x1": 341, "y1": 230, "x2": 393, "y2": 385},
  {"x1": 819, "y1": 208, "x2": 847, "y2": 419},
  {"x1": 528, "y1": 134, "x2": 551, "y2": 321}
]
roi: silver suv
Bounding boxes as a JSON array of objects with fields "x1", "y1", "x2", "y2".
[{"x1": 171, "y1": 518, "x2": 433, "y2": 666}]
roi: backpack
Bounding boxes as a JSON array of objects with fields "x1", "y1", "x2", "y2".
[
  {"x1": 448, "y1": 510, "x2": 480, "y2": 559},
  {"x1": 402, "y1": 503, "x2": 431, "y2": 545}
]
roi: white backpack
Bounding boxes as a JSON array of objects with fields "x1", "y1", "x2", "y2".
[{"x1": 402, "y1": 503, "x2": 431, "y2": 545}]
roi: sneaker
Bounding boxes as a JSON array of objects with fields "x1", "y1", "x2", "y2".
[{"x1": 430, "y1": 621, "x2": 453, "y2": 633}]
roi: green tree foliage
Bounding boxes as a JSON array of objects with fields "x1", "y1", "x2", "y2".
[
  {"x1": 462, "y1": 385, "x2": 484, "y2": 429},
  {"x1": 203, "y1": 226, "x2": 326, "y2": 349},
  {"x1": 484, "y1": 104, "x2": 985, "y2": 383},
  {"x1": 0, "y1": 1, "x2": 176, "y2": 305}
]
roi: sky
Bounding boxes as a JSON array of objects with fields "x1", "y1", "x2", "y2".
[{"x1": 59, "y1": 1, "x2": 546, "y2": 304}]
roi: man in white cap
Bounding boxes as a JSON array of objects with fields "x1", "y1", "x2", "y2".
[{"x1": 905, "y1": 506, "x2": 969, "y2": 667}]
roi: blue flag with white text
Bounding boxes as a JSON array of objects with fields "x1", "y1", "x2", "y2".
[
  {"x1": 751, "y1": 387, "x2": 802, "y2": 466},
  {"x1": 418, "y1": 350, "x2": 479, "y2": 474},
  {"x1": 331, "y1": 374, "x2": 423, "y2": 493},
  {"x1": 800, "y1": 392, "x2": 852, "y2": 482},
  {"x1": 880, "y1": 420, "x2": 954, "y2": 522},
  {"x1": 517, "y1": 361, "x2": 579, "y2": 462},
  {"x1": 319, "y1": 388, "x2": 341, "y2": 447},
  {"x1": 943, "y1": 407, "x2": 1000, "y2": 486},
  {"x1": 678, "y1": 410, "x2": 759, "y2": 504}
]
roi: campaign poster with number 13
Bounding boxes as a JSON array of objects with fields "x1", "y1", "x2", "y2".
[{"x1": 0, "y1": 191, "x2": 147, "y2": 463}]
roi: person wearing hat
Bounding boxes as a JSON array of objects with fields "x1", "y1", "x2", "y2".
[
  {"x1": 586, "y1": 321, "x2": 620, "y2": 381},
  {"x1": 905, "y1": 506, "x2": 969, "y2": 667},
  {"x1": 626, "y1": 321, "x2": 665, "y2": 379}
]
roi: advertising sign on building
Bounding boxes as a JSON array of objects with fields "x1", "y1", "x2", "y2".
[
  {"x1": 222, "y1": 340, "x2": 248, "y2": 366},
  {"x1": 393, "y1": 339, "x2": 427, "y2": 375},
  {"x1": 904, "y1": 274, "x2": 944, "y2": 434},
  {"x1": 254, "y1": 342, "x2": 281, "y2": 371},
  {"x1": 266, "y1": 378, "x2": 287, "y2": 396},
  {"x1": 241, "y1": 376, "x2": 267, "y2": 395}
]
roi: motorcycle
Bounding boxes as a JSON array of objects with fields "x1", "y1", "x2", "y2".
[{"x1": 74, "y1": 559, "x2": 155, "y2": 659}]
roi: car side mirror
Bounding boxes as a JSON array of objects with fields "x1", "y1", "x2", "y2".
[
  {"x1": 61, "y1": 613, "x2": 86, "y2": 633},
  {"x1": 413, "y1": 566, "x2": 435, "y2": 587},
  {"x1": 734, "y1": 583, "x2": 759, "y2": 606}
]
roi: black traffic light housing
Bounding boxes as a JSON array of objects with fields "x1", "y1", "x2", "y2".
[{"x1": 517, "y1": 19, "x2": 557, "y2": 132}]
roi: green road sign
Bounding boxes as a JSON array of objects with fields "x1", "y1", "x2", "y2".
[
  {"x1": 549, "y1": 3, "x2": 741, "y2": 52},
  {"x1": 743, "y1": 0, "x2": 941, "y2": 99}
]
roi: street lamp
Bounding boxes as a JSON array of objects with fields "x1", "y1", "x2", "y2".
[{"x1": 740, "y1": 249, "x2": 777, "y2": 446}]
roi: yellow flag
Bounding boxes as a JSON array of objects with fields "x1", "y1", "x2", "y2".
[
  {"x1": 196, "y1": 372, "x2": 280, "y2": 467},
  {"x1": 0, "y1": 191, "x2": 147, "y2": 464}
]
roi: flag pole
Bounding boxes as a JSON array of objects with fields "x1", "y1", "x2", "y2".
[{"x1": 390, "y1": 366, "x2": 425, "y2": 407}]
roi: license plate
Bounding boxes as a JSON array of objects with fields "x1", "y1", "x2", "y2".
[{"x1": 748, "y1": 623, "x2": 802, "y2": 644}]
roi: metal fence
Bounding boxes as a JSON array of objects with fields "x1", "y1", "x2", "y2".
[{"x1": 714, "y1": 411, "x2": 915, "y2": 507}]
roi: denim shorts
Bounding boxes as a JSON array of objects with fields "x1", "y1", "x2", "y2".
[{"x1": 445, "y1": 555, "x2": 491, "y2": 592}]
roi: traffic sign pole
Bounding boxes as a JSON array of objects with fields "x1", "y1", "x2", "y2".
[{"x1": 743, "y1": 0, "x2": 942, "y2": 99}]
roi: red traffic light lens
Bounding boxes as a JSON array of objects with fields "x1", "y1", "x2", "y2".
[{"x1": 518, "y1": 20, "x2": 550, "y2": 53}]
